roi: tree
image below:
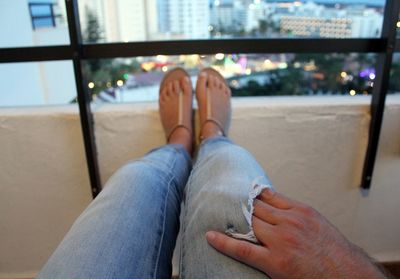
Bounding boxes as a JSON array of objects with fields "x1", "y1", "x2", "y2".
[
  {"x1": 83, "y1": 7, "x2": 103, "y2": 44},
  {"x1": 259, "y1": 19, "x2": 268, "y2": 35},
  {"x1": 83, "y1": 8, "x2": 104, "y2": 73}
]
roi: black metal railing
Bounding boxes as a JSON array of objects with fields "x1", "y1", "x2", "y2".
[
  {"x1": 29, "y1": 2, "x2": 62, "y2": 30},
  {"x1": 1, "y1": 0, "x2": 399, "y2": 198}
]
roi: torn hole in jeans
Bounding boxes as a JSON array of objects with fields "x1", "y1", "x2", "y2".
[{"x1": 225, "y1": 177, "x2": 273, "y2": 244}]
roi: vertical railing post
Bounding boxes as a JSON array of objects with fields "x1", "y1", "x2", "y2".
[
  {"x1": 65, "y1": 0, "x2": 102, "y2": 198},
  {"x1": 361, "y1": 0, "x2": 399, "y2": 189},
  {"x1": 28, "y1": 3, "x2": 36, "y2": 30},
  {"x1": 50, "y1": 3, "x2": 56, "y2": 27}
]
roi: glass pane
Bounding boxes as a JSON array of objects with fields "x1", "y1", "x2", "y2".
[
  {"x1": 83, "y1": 53, "x2": 377, "y2": 103},
  {"x1": 0, "y1": 0, "x2": 69, "y2": 47},
  {"x1": 397, "y1": 11, "x2": 400, "y2": 37},
  {"x1": 0, "y1": 61, "x2": 77, "y2": 107},
  {"x1": 389, "y1": 53, "x2": 400, "y2": 93},
  {"x1": 78, "y1": 0, "x2": 385, "y2": 43}
]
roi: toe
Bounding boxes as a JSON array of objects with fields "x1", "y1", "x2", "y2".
[
  {"x1": 173, "y1": 80, "x2": 180, "y2": 94},
  {"x1": 181, "y1": 76, "x2": 192, "y2": 95},
  {"x1": 224, "y1": 87, "x2": 231, "y2": 96},
  {"x1": 167, "y1": 82, "x2": 174, "y2": 97},
  {"x1": 160, "y1": 86, "x2": 168, "y2": 101},
  {"x1": 196, "y1": 71, "x2": 208, "y2": 96},
  {"x1": 210, "y1": 75, "x2": 218, "y2": 88},
  {"x1": 218, "y1": 80, "x2": 224, "y2": 90}
]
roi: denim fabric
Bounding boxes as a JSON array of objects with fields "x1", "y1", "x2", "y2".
[
  {"x1": 38, "y1": 138, "x2": 271, "y2": 279},
  {"x1": 38, "y1": 145, "x2": 191, "y2": 279},
  {"x1": 180, "y1": 137, "x2": 270, "y2": 279}
]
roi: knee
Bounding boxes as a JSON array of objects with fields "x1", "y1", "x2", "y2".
[{"x1": 188, "y1": 189, "x2": 248, "y2": 235}]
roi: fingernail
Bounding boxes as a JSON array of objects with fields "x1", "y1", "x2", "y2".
[
  {"x1": 183, "y1": 76, "x2": 189, "y2": 83},
  {"x1": 199, "y1": 72, "x2": 207, "y2": 78},
  {"x1": 206, "y1": 231, "x2": 216, "y2": 241},
  {"x1": 263, "y1": 187, "x2": 276, "y2": 195}
]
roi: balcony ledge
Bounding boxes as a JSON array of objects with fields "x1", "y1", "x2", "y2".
[{"x1": 0, "y1": 95, "x2": 399, "y2": 277}]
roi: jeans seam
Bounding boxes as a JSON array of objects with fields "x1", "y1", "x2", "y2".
[
  {"x1": 179, "y1": 168, "x2": 194, "y2": 278},
  {"x1": 152, "y1": 150, "x2": 178, "y2": 279}
]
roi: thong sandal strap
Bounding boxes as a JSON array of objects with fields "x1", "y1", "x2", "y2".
[
  {"x1": 199, "y1": 88, "x2": 226, "y2": 141},
  {"x1": 166, "y1": 91, "x2": 192, "y2": 141},
  {"x1": 178, "y1": 90, "x2": 183, "y2": 125},
  {"x1": 166, "y1": 124, "x2": 192, "y2": 142}
]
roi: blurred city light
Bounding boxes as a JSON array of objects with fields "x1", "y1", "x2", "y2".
[{"x1": 215, "y1": 53, "x2": 225, "y2": 60}]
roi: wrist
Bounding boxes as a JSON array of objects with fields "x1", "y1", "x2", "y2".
[{"x1": 336, "y1": 243, "x2": 386, "y2": 279}]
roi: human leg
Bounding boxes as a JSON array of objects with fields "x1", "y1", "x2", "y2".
[
  {"x1": 179, "y1": 69, "x2": 271, "y2": 278},
  {"x1": 38, "y1": 69, "x2": 194, "y2": 279},
  {"x1": 38, "y1": 145, "x2": 191, "y2": 279}
]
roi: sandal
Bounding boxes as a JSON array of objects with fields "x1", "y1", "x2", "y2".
[
  {"x1": 196, "y1": 67, "x2": 231, "y2": 141},
  {"x1": 159, "y1": 67, "x2": 193, "y2": 142}
]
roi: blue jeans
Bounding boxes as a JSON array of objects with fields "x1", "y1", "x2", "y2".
[{"x1": 38, "y1": 137, "x2": 271, "y2": 279}]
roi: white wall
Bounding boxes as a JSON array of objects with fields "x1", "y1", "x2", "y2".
[
  {"x1": 0, "y1": 0, "x2": 33, "y2": 48},
  {"x1": 0, "y1": 1, "x2": 75, "y2": 107},
  {"x1": 0, "y1": 61, "x2": 76, "y2": 107},
  {"x1": 0, "y1": 96, "x2": 399, "y2": 278}
]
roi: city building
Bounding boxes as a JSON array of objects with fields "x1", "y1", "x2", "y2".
[
  {"x1": 168, "y1": 0, "x2": 210, "y2": 39},
  {"x1": 210, "y1": 2, "x2": 236, "y2": 31},
  {"x1": 278, "y1": 2, "x2": 383, "y2": 38},
  {"x1": 0, "y1": 0, "x2": 75, "y2": 106},
  {"x1": 78, "y1": 0, "x2": 158, "y2": 42}
]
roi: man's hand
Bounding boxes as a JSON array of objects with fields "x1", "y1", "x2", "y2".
[{"x1": 206, "y1": 188, "x2": 386, "y2": 279}]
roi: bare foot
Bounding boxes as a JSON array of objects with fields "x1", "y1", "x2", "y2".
[
  {"x1": 159, "y1": 68, "x2": 193, "y2": 154},
  {"x1": 196, "y1": 68, "x2": 231, "y2": 141}
]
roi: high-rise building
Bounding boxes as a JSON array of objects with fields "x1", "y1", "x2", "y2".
[
  {"x1": 169, "y1": 0, "x2": 210, "y2": 39},
  {"x1": 157, "y1": 0, "x2": 170, "y2": 33},
  {"x1": 277, "y1": 2, "x2": 383, "y2": 38},
  {"x1": 78, "y1": 0, "x2": 158, "y2": 42}
]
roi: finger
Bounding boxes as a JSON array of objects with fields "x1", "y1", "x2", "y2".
[
  {"x1": 258, "y1": 188, "x2": 296, "y2": 210},
  {"x1": 206, "y1": 231, "x2": 270, "y2": 273},
  {"x1": 253, "y1": 199, "x2": 282, "y2": 225},
  {"x1": 252, "y1": 215, "x2": 275, "y2": 246}
]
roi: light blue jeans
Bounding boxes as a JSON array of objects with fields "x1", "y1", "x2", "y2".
[{"x1": 38, "y1": 137, "x2": 271, "y2": 278}]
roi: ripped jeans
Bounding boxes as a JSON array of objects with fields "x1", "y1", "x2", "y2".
[{"x1": 38, "y1": 137, "x2": 272, "y2": 279}]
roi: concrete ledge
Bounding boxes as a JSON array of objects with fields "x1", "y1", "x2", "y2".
[{"x1": 1, "y1": 95, "x2": 399, "y2": 276}]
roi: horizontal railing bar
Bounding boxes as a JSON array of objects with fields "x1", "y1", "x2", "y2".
[
  {"x1": 32, "y1": 15, "x2": 62, "y2": 19},
  {"x1": 82, "y1": 39, "x2": 387, "y2": 58},
  {"x1": 0, "y1": 38, "x2": 391, "y2": 63},
  {"x1": 29, "y1": 2, "x2": 55, "y2": 6},
  {"x1": 0, "y1": 45, "x2": 73, "y2": 63}
]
